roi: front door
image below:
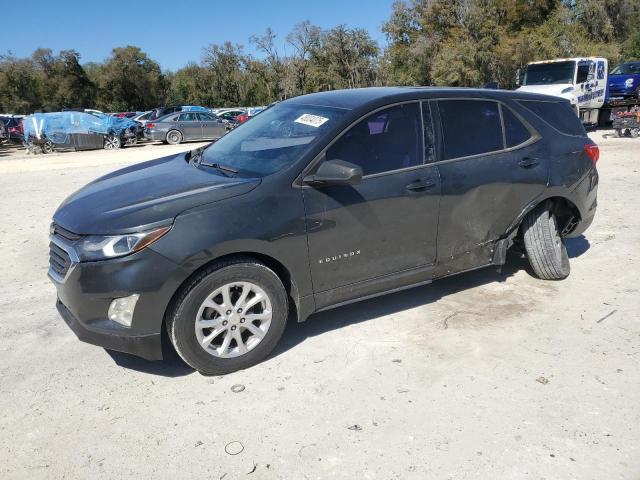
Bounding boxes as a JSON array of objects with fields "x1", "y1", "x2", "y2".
[
  {"x1": 576, "y1": 59, "x2": 606, "y2": 110},
  {"x1": 178, "y1": 112, "x2": 201, "y2": 140},
  {"x1": 303, "y1": 102, "x2": 441, "y2": 295}
]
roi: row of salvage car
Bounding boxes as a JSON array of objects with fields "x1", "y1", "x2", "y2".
[{"x1": 20, "y1": 105, "x2": 266, "y2": 154}]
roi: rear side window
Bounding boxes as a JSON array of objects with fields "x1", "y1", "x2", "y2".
[
  {"x1": 437, "y1": 100, "x2": 503, "y2": 159},
  {"x1": 518, "y1": 100, "x2": 585, "y2": 136},
  {"x1": 501, "y1": 106, "x2": 532, "y2": 147}
]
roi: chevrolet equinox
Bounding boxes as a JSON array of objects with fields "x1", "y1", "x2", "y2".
[{"x1": 49, "y1": 87, "x2": 599, "y2": 374}]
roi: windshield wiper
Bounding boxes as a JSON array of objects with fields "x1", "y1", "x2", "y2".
[
  {"x1": 187, "y1": 146, "x2": 238, "y2": 176},
  {"x1": 198, "y1": 161, "x2": 239, "y2": 175}
]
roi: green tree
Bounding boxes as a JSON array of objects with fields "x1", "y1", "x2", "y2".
[{"x1": 97, "y1": 46, "x2": 165, "y2": 111}]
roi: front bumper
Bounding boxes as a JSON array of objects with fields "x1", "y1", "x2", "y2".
[
  {"x1": 57, "y1": 300, "x2": 162, "y2": 360},
  {"x1": 50, "y1": 243, "x2": 191, "y2": 360}
]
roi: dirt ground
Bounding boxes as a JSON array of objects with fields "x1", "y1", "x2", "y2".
[{"x1": 0, "y1": 134, "x2": 638, "y2": 479}]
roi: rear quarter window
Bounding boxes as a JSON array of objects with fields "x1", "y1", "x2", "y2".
[
  {"x1": 518, "y1": 100, "x2": 586, "y2": 136},
  {"x1": 501, "y1": 106, "x2": 532, "y2": 147}
]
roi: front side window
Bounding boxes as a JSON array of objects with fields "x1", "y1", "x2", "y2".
[
  {"x1": 437, "y1": 100, "x2": 502, "y2": 159},
  {"x1": 326, "y1": 102, "x2": 423, "y2": 176},
  {"x1": 180, "y1": 112, "x2": 198, "y2": 122},
  {"x1": 576, "y1": 63, "x2": 591, "y2": 83}
]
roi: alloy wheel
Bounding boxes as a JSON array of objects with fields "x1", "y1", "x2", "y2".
[{"x1": 195, "y1": 282, "x2": 272, "y2": 358}]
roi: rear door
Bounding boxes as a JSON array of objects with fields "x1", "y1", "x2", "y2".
[
  {"x1": 200, "y1": 113, "x2": 227, "y2": 139},
  {"x1": 434, "y1": 99, "x2": 548, "y2": 265},
  {"x1": 178, "y1": 112, "x2": 201, "y2": 140}
]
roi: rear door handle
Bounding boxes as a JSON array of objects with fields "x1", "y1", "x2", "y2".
[
  {"x1": 406, "y1": 179, "x2": 436, "y2": 193},
  {"x1": 518, "y1": 157, "x2": 539, "y2": 168}
]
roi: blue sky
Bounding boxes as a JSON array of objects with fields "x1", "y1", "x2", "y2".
[{"x1": 5, "y1": 0, "x2": 396, "y2": 71}]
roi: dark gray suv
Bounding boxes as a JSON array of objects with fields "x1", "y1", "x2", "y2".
[{"x1": 49, "y1": 87, "x2": 599, "y2": 375}]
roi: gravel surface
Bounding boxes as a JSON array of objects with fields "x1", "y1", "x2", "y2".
[{"x1": 0, "y1": 133, "x2": 638, "y2": 479}]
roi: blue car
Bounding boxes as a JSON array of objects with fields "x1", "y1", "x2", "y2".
[{"x1": 608, "y1": 61, "x2": 640, "y2": 99}]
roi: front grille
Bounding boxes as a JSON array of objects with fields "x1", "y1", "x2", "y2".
[
  {"x1": 49, "y1": 241, "x2": 71, "y2": 278},
  {"x1": 51, "y1": 223, "x2": 81, "y2": 242},
  {"x1": 49, "y1": 223, "x2": 81, "y2": 280}
]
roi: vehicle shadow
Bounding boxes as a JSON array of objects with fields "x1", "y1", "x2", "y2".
[
  {"x1": 105, "y1": 338, "x2": 194, "y2": 377},
  {"x1": 271, "y1": 251, "x2": 530, "y2": 359},
  {"x1": 565, "y1": 235, "x2": 590, "y2": 258}
]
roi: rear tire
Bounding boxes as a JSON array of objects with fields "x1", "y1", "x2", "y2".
[
  {"x1": 104, "y1": 134, "x2": 121, "y2": 149},
  {"x1": 167, "y1": 257, "x2": 288, "y2": 375},
  {"x1": 522, "y1": 202, "x2": 570, "y2": 280},
  {"x1": 166, "y1": 130, "x2": 182, "y2": 145}
]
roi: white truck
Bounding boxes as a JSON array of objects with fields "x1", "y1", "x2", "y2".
[{"x1": 516, "y1": 57, "x2": 639, "y2": 126}]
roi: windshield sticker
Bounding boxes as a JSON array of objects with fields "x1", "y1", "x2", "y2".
[{"x1": 295, "y1": 114, "x2": 329, "y2": 128}]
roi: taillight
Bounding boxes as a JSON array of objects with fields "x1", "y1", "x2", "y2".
[
  {"x1": 146, "y1": 123, "x2": 155, "y2": 129},
  {"x1": 584, "y1": 143, "x2": 599, "y2": 165}
]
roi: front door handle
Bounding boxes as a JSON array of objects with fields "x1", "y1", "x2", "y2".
[
  {"x1": 518, "y1": 157, "x2": 539, "y2": 168},
  {"x1": 406, "y1": 179, "x2": 436, "y2": 193}
]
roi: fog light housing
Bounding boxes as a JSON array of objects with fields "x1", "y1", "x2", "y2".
[{"x1": 108, "y1": 294, "x2": 140, "y2": 327}]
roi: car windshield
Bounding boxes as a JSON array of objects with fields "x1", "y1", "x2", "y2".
[
  {"x1": 199, "y1": 103, "x2": 347, "y2": 176},
  {"x1": 610, "y1": 63, "x2": 640, "y2": 75},
  {"x1": 523, "y1": 61, "x2": 576, "y2": 85}
]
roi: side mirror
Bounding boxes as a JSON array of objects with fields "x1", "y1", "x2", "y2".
[{"x1": 304, "y1": 159, "x2": 363, "y2": 186}]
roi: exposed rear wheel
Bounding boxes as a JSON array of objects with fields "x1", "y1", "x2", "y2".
[
  {"x1": 522, "y1": 202, "x2": 570, "y2": 280},
  {"x1": 167, "y1": 258, "x2": 288, "y2": 375},
  {"x1": 166, "y1": 130, "x2": 182, "y2": 145},
  {"x1": 104, "y1": 134, "x2": 121, "y2": 149}
]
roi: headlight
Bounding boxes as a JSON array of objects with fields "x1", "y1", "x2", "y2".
[
  {"x1": 625, "y1": 78, "x2": 634, "y2": 87},
  {"x1": 75, "y1": 225, "x2": 171, "y2": 261}
]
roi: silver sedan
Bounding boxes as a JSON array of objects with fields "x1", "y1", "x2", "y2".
[{"x1": 144, "y1": 112, "x2": 231, "y2": 144}]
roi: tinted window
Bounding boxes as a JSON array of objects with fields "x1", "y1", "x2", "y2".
[
  {"x1": 326, "y1": 102, "x2": 423, "y2": 176},
  {"x1": 422, "y1": 102, "x2": 436, "y2": 163},
  {"x1": 438, "y1": 100, "x2": 503, "y2": 159},
  {"x1": 518, "y1": 100, "x2": 585, "y2": 136},
  {"x1": 501, "y1": 106, "x2": 531, "y2": 147},
  {"x1": 162, "y1": 114, "x2": 179, "y2": 122},
  {"x1": 199, "y1": 113, "x2": 215, "y2": 121},
  {"x1": 179, "y1": 112, "x2": 198, "y2": 121}
]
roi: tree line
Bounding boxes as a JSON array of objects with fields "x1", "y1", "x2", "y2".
[{"x1": 1, "y1": 0, "x2": 639, "y2": 114}]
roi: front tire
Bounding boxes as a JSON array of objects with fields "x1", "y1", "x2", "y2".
[
  {"x1": 167, "y1": 258, "x2": 288, "y2": 375},
  {"x1": 522, "y1": 203, "x2": 570, "y2": 280}
]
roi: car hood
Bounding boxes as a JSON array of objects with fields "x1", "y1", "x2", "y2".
[
  {"x1": 516, "y1": 83, "x2": 574, "y2": 101},
  {"x1": 53, "y1": 152, "x2": 260, "y2": 235}
]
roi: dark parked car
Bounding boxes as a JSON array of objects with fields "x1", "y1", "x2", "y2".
[
  {"x1": 48, "y1": 87, "x2": 599, "y2": 375},
  {"x1": 608, "y1": 61, "x2": 640, "y2": 98},
  {"x1": 0, "y1": 117, "x2": 24, "y2": 142},
  {"x1": 144, "y1": 111, "x2": 230, "y2": 144}
]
